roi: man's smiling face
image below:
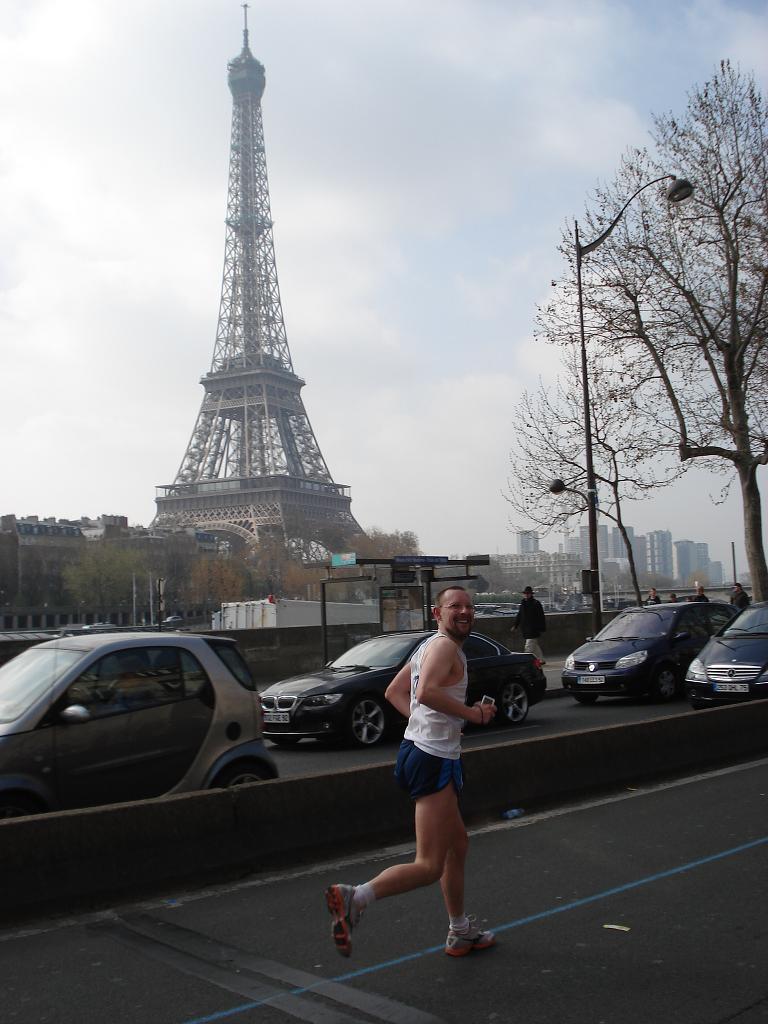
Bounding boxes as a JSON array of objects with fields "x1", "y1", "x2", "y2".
[{"x1": 434, "y1": 588, "x2": 475, "y2": 642}]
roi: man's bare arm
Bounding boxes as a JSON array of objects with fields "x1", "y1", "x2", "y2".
[
  {"x1": 384, "y1": 662, "x2": 412, "y2": 717},
  {"x1": 417, "y1": 638, "x2": 495, "y2": 724}
]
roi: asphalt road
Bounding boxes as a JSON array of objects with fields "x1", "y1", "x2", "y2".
[
  {"x1": 3, "y1": 755, "x2": 767, "y2": 1023},
  {"x1": 266, "y1": 661, "x2": 698, "y2": 778}
]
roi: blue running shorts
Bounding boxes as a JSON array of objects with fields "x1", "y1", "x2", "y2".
[{"x1": 394, "y1": 739, "x2": 464, "y2": 799}]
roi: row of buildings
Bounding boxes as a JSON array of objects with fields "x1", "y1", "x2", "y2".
[
  {"x1": 507, "y1": 526, "x2": 727, "y2": 592},
  {"x1": 0, "y1": 514, "x2": 221, "y2": 622}
]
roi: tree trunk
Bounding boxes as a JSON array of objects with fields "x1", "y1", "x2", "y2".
[
  {"x1": 614, "y1": 518, "x2": 643, "y2": 606},
  {"x1": 738, "y1": 463, "x2": 768, "y2": 602}
]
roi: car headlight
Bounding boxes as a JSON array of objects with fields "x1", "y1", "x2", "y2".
[
  {"x1": 564, "y1": 654, "x2": 576, "y2": 670},
  {"x1": 686, "y1": 657, "x2": 707, "y2": 681},
  {"x1": 301, "y1": 693, "x2": 344, "y2": 708},
  {"x1": 615, "y1": 650, "x2": 648, "y2": 669}
]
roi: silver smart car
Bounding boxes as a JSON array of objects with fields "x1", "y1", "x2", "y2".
[{"x1": 0, "y1": 632, "x2": 277, "y2": 817}]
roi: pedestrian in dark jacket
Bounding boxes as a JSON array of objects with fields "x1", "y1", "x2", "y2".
[
  {"x1": 512, "y1": 586, "x2": 546, "y2": 663},
  {"x1": 731, "y1": 583, "x2": 750, "y2": 611}
]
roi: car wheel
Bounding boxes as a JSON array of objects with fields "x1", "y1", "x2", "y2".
[
  {"x1": 346, "y1": 695, "x2": 387, "y2": 747},
  {"x1": 651, "y1": 664, "x2": 678, "y2": 702},
  {"x1": 0, "y1": 794, "x2": 46, "y2": 819},
  {"x1": 497, "y1": 678, "x2": 529, "y2": 725},
  {"x1": 573, "y1": 693, "x2": 598, "y2": 705},
  {"x1": 269, "y1": 736, "x2": 301, "y2": 747},
  {"x1": 210, "y1": 760, "x2": 273, "y2": 788}
]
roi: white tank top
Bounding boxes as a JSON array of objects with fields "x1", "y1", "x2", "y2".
[{"x1": 403, "y1": 632, "x2": 468, "y2": 759}]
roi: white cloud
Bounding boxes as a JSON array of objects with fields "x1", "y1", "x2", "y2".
[{"x1": 1, "y1": 0, "x2": 766, "y2": 571}]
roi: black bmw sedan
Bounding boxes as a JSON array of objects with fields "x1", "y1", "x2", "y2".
[
  {"x1": 686, "y1": 601, "x2": 768, "y2": 709},
  {"x1": 260, "y1": 630, "x2": 547, "y2": 747}
]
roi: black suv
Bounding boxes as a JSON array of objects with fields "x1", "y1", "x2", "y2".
[{"x1": 562, "y1": 602, "x2": 736, "y2": 703}]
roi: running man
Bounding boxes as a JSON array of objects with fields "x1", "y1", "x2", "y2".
[{"x1": 324, "y1": 586, "x2": 497, "y2": 958}]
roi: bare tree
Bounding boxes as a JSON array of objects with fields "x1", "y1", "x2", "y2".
[
  {"x1": 544, "y1": 63, "x2": 768, "y2": 597},
  {"x1": 354, "y1": 528, "x2": 421, "y2": 559},
  {"x1": 505, "y1": 348, "x2": 684, "y2": 604}
]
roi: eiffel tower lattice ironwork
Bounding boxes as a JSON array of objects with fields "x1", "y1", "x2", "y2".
[{"x1": 154, "y1": 13, "x2": 360, "y2": 555}]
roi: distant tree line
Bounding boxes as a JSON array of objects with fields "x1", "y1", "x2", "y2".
[{"x1": 0, "y1": 525, "x2": 420, "y2": 617}]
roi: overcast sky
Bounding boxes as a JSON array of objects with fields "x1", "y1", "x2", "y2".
[{"x1": 2, "y1": 0, "x2": 767, "y2": 573}]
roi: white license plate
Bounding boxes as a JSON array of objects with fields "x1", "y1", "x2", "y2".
[
  {"x1": 263, "y1": 711, "x2": 290, "y2": 723},
  {"x1": 578, "y1": 675, "x2": 605, "y2": 685},
  {"x1": 714, "y1": 682, "x2": 749, "y2": 693}
]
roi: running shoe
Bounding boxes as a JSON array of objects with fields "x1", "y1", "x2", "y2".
[
  {"x1": 325, "y1": 883, "x2": 360, "y2": 957},
  {"x1": 445, "y1": 915, "x2": 496, "y2": 957}
]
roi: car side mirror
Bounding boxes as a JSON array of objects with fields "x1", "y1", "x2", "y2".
[
  {"x1": 672, "y1": 630, "x2": 690, "y2": 643},
  {"x1": 59, "y1": 704, "x2": 91, "y2": 724}
]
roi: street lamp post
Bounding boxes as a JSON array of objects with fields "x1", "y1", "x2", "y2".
[{"x1": 567, "y1": 175, "x2": 694, "y2": 637}]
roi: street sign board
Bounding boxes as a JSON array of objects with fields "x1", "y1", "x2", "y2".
[
  {"x1": 331, "y1": 552, "x2": 357, "y2": 567},
  {"x1": 392, "y1": 555, "x2": 449, "y2": 565}
]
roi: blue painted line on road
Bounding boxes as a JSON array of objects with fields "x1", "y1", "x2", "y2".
[{"x1": 180, "y1": 834, "x2": 768, "y2": 1024}]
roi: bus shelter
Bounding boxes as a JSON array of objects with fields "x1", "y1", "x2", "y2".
[{"x1": 305, "y1": 554, "x2": 490, "y2": 664}]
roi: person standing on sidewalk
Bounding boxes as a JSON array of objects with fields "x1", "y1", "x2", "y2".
[
  {"x1": 731, "y1": 582, "x2": 750, "y2": 611},
  {"x1": 324, "y1": 586, "x2": 497, "y2": 959},
  {"x1": 512, "y1": 586, "x2": 546, "y2": 664}
]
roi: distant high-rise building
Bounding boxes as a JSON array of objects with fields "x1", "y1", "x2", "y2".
[
  {"x1": 609, "y1": 525, "x2": 648, "y2": 575},
  {"x1": 516, "y1": 530, "x2": 540, "y2": 554},
  {"x1": 610, "y1": 526, "x2": 634, "y2": 559},
  {"x1": 674, "y1": 539, "x2": 713, "y2": 584},
  {"x1": 647, "y1": 530, "x2": 674, "y2": 579},
  {"x1": 709, "y1": 560, "x2": 724, "y2": 585},
  {"x1": 695, "y1": 542, "x2": 711, "y2": 580},
  {"x1": 633, "y1": 535, "x2": 648, "y2": 575},
  {"x1": 580, "y1": 523, "x2": 609, "y2": 566},
  {"x1": 562, "y1": 530, "x2": 581, "y2": 557},
  {"x1": 674, "y1": 539, "x2": 697, "y2": 584}
]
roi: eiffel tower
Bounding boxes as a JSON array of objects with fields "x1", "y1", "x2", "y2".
[{"x1": 154, "y1": 10, "x2": 361, "y2": 557}]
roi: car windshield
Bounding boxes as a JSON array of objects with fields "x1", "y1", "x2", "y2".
[
  {"x1": 596, "y1": 610, "x2": 671, "y2": 641},
  {"x1": 331, "y1": 634, "x2": 422, "y2": 670},
  {"x1": 722, "y1": 606, "x2": 768, "y2": 636},
  {"x1": 0, "y1": 647, "x2": 82, "y2": 723}
]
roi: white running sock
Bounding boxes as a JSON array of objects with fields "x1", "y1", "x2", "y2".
[
  {"x1": 449, "y1": 914, "x2": 469, "y2": 933},
  {"x1": 353, "y1": 882, "x2": 376, "y2": 911}
]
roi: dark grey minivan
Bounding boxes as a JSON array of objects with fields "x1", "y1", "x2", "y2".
[
  {"x1": 0, "y1": 632, "x2": 277, "y2": 818},
  {"x1": 562, "y1": 601, "x2": 735, "y2": 703}
]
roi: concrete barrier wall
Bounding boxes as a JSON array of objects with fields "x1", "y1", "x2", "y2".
[
  {"x1": 1, "y1": 699, "x2": 766, "y2": 921},
  {"x1": 472, "y1": 611, "x2": 617, "y2": 659},
  {"x1": 0, "y1": 612, "x2": 613, "y2": 682}
]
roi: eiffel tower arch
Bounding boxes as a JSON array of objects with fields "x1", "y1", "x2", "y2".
[{"x1": 154, "y1": 12, "x2": 361, "y2": 559}]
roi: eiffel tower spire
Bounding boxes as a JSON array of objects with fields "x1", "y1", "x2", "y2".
[{"x1": 154, "y1": 19, "x2": 361, "y2": 555}]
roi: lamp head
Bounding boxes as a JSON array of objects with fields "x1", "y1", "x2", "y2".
[
  {"x1": 549, "y1": 479, "x2": 566, "y2": 495},
  {"x1": 666, "y1": 177, "x2": 694, "y2": 203}
]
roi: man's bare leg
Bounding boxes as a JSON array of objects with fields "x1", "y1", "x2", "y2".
[
  {"x1": 439, "y1": 812, "x2": 469, "y2": 918},
  {"x1": 367, "y1": 784, "x2": 462, "y2": 898},
  {"x1": 325, "y1": 783, "x2": 494, "y2": 957}
]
